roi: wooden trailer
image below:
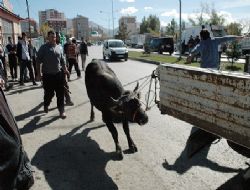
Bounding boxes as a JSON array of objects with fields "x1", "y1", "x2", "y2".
[{"x1": 157, "y1": 63, "x2": 250, "y2": 150}]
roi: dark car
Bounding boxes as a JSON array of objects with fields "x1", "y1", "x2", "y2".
[{"x1": 149, "y1": 37, "x2": 174, "y2": 55}]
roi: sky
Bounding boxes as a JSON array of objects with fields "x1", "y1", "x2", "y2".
[{"x1": 8, "y1": 0, "x2": 250, "y2": 29}]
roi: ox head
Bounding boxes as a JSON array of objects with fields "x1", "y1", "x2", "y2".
[{"x1": 110, "y1": 82, "x2": 148, "y2": 125}]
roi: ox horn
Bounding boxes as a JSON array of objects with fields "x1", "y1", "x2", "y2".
[{"x1": 110, "y1": 97, "x2": 119, "y2": 106}]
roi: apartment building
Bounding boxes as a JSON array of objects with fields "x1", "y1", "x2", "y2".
[
  {"x1": 119, "y1": 16, "x2": 138, "y2": 37},
  {"x1": 72, "y1": 15, "x2": 89, "y2": 40},
  {"x1": 39, "y1": 9, "x2": 67, "y2": 33}
]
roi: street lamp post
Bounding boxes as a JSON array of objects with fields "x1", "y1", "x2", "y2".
[
  {"x1": 25, "y1": 0, "x2": 32, "y2": 41},
  {"x1": 111, "y1": 0, "x2": 114, "y2": 37},
  {"x1": 179, "y1": 0, "x2": 182, "y2": 60},
  {"x1": 100, "y1": 11, "x2": 111, "y2": 37}
]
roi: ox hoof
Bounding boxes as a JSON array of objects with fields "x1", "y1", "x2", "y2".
[
  {"x1": 129, "y1": 145, "x2": 138, "y2": 153},
  {"x1": 115, "y1": 150, "x2": 123, "y2": 160},
  {"x1": 116, "y1": 146, "x2": 123, "y2": 160}
]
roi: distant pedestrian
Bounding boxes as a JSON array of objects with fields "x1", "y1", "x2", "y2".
[
  {"x1": 79, "y1": 37, "x2": 88, "y2": 71},
  {"x1": 17, "y1": 32, "x2": 37, "y2": 86},
  {"x1": 6, "y1": 36, "x2": 18, "y2": 81},
  {"x1": 28, "y1": 40, "x2": 38, "y2": 78},
  {"x1": 36, "y1": 30, "x2": 69, "y2": 119},
  {"x1": 65, "y1": 38, "x2": 81, "y2": 79},
  {"x1": 187, "y1": 35, "x2": 195, "y2": 53},
  {"x1": 56, "y1": 32, "x2": 74, "y2": 106}
]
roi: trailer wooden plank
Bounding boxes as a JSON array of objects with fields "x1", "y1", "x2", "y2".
[{"x1": 157, "y1": 63, "x2": 250, "y2": 148}]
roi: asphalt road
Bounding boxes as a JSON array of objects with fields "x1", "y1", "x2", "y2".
[{"x1": 5, "y1": 45, "x2": 249, "y2": 190}]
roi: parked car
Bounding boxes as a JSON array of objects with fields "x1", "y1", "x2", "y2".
[
  {"x1": 103, "y1": 39, "x2": 128, "y2": 61},
  {"x1": 149, "y1": 37, "x2": 174, "y2": 55}
]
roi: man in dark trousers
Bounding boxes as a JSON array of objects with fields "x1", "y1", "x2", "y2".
[
  {"x1": 36, "y1": 30, "x2": 69, "y2": 119},
  {"x1": 55, "y1": 32, "x2": 74, "y2": 106},
  {"x1": 17, "y1": 32, "x2": 37, "y2": 86},
  {"x1": 79, "y1": 37, "x2": 88, "y2": 71},
  {"x1": 65, "y1": 38, "x2": 81, "y2": 79},
  {"x1": 6, "y1": 36, "x2": 18, "y2": 81},
  {"x1": 0, "y1": 76, "x2": 34, "y2": 190}
]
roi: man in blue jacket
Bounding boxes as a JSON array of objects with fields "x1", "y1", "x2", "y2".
[{"x1": 186, "y1": 29, "x2": 243, "y2": 69}]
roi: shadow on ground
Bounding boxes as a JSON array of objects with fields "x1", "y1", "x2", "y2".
[
  {"x1": 162, "y1": 128, "x2": 241, "y2": 175},
  {"x1": 31, "y1": 122, "x2": 119, "y2": 190}
]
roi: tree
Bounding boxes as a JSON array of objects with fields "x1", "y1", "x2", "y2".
[
  {"x1": 226, "y1": 41, "x2": 241, "y2": 66},
  {"x1": 140, "y1": 16, "x2": 148, "y2": 34},
  {"x1": 140, "y1": 15, "x2": 160, "y2": 35},
  {"x1": 226, "y1": 22, "x2": 242, "y2": 35},
  {"x1": 165, "y1": 18, "x2": 178, "y2": 36},
  {"x1": 209, "y1": 8, "x2": 225, "y2": 25},
  {"x1": 188, "y1": 2, "x2": 226, "y2": 26},
  {"x1": 39, "y1": 23, "x2": 53, "y2": 41},
  {"x1": 116, "y1": 22, "x2": 129, "y2": 41},
  {"x1": 188, "y1": 2, "x2": 210, "y2": 26},
  {"x1": 239, "y1": 18, "x2": 250, "y2": 35}
]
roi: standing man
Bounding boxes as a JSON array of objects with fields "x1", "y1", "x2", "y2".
[
  {"x1": 36, "y1": 30, "x2": 69, "y2": 119},
  {"x1": 185, "y1": 28, "x2": 243, "y2": 154},
  {"x1": 6, "y1": 36, "x2": 18, "y2": 81},
  {"x1": 186, "y1": 29, "x2": 242, "y2": 69},
  {"x1": 79, "y1": 37, "x2": 88, "y2": 71},
  {"x1": 17, "y1": 32, "x2": 36, "y2": 86}
]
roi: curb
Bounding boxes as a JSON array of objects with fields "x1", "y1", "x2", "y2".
[{"x1": 128, "y1": 57, "x2": 161, "y2": 65}]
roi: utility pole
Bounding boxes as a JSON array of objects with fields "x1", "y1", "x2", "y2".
[
  {"x1": 179, "y1": 0, "x2": 182, "y2": 60},
  {"x1": 25, "y1": 0, "x2": 32, "y2": 41},
  {"x1": 111, "y1": 0, "x2": 114, "y2": 37}
]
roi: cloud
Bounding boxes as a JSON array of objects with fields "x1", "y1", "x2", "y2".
[
  {"x1": 220, "y1": 0, "x2": 250, "y2": 9},
  {"x1": 160, "y1": 20, "x2": 168, "y2": 27},
  {"x1": 218, "y1": 11, "x2": 236, "y2": 24},
  {"x1": 144, "y1": 7, "x2": 153, "y2": 11},
  {"x1": 120, "y1": 7, "x2": 138, "y2": 14},
  {"x1": 119, "y1": 0, "x2": 135, "y2": 2},
  {"x1": 160, "y1": 9, "x2": 235, "y2": 24}
]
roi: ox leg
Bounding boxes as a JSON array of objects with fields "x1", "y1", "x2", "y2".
[
  {"x1": 123, "y1": 120, "x2": 138, "y2": 153},
  {"x1": 90, "y1": 103, "x2": 95, "y2": 121},
  {"x1": 105, "y1": 120, "x2": 123, "y2": 159}
]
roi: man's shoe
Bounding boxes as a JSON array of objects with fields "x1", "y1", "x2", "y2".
[
  {"x1": 60, "y1": 112, "x2": 66, "y2": 119},
  {"x1": 20, "y1": 82, "x2": 25, "y2": 86},
  {"x1": 44, "y1": 106, "x2": 48, "y2": 113},
  {"x1": 65, "y1": 101, "x2": 74, "y2": 106},
  {"x1": 33, "y1": 82, "x2": 37, "y2": 85}
]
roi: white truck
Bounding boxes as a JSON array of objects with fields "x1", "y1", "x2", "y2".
[
  {"x1": 182, "y1": 25, "x2": 227, "y2": 45},
  {"x1": 130, "y1": 34, "x2": 146, "y2": 48}
]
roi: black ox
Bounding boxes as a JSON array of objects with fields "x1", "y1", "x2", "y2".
[{"x1": 85, "y1": 59, "x2": 148, "y2": 159}]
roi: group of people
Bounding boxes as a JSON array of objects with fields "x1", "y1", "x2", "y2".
[
  {"x1": 0, "y1": 30, "x2": 89, "y2": 189},
  {"x1": 0, "y1": 31, "x2": 89, "y2": 119},
  {"x1": 1, "y1": 32, "x2": 38, "y2": 88}
]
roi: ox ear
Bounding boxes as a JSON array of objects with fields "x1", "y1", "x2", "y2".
[{"x1": 133, "y1": 82, "x2": 139, "y2": 92}]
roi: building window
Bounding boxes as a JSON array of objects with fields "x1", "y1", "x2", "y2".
[{"x1": 2, "y1": 19, "x2": 13, "y2": 45}]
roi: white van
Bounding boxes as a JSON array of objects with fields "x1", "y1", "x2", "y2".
[{"x1": 103, "y1": 39, "x2": 128, "y2": 61}]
